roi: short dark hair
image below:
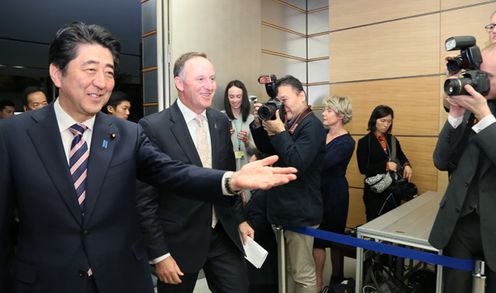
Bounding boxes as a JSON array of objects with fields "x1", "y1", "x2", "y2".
[
  {"x1": 223, "y1": 80, "x2": 251, "y2": 122},
  {"x1": 103, "y1": 91, "x2": 131, "y2": 113},
  {"x1": 49, "y1": 21, "x2": 121, "y2": 73},
  {"x1": 173, "y1": 52, "x2": 207, "y2": 78},
  {"x1": 367, "y1": 105, "x2": 394, "y2": 133},
  {"x1": 22, "y1": 86, "x2": 48, "y2": 106},
  {"x1": 275, "y1": 75, "x2": 305, "y2": 97},
  {"x1": 0, "y1": 99, "x2": 15, "y2": 111}
]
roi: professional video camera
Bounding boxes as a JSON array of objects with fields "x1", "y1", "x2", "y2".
[
  {"x1": 443, "y1": 36, "x2": 490, "y2": 96},
  {"x1": 257, "y1": 74, "x2": 285, "y2": 121}
]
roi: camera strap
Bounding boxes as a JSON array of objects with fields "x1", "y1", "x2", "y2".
[{"x1": 286, "y1": 107, "x2": 313, "y2": 135}]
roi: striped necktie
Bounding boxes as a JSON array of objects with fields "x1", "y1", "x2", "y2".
[{"x1": 69, "y1": 123, "x2": 89, "y2": 207}]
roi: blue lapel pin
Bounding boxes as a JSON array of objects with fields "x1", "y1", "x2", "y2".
[{"x1": 102, "y1": 139, "x2": 108, "y2": 149}]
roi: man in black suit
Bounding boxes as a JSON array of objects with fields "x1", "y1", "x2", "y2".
[
  {"x1": 0, "y1": 22, "x2": 297, "y2": 293},
  {"x1": 250, "y1": 75, "x2": 325, "y2": 293},
  {"x1": 429, "y1": 43, "x2": 496, "y2": 292},
  {"x1": 138, "y1": 52, "x2": 253, "y2": 293}
]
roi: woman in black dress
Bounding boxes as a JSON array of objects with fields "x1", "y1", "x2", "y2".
[
  {"x1": 313, "y1": 96, "x2": 355, "y2": 291},
  {"x1": 356, "y1": 105, "x2": 413, "y2": 222}
]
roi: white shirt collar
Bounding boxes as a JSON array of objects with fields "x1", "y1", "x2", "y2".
[
  {"x1": 54, "y1": 98, "x2": 96, "y2": 132},
  {"x1": 176, "y1": 98, "x2": 207, "y2": 123}
]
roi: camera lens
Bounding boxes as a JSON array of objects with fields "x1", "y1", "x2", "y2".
[
  {"x1": 258, "y1": 104, "x2": 275, "y2": 121},
  {"x1": 444, "y1": 78, "x2": 469, "y2": 96}
]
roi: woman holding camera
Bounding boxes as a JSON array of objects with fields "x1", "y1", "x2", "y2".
[
  {"x1": 223, "y1": 80, "x2": 257, "y2": 171},
  {"x1": 356, "y1": 105, "x2": 412, "y2": 222}
]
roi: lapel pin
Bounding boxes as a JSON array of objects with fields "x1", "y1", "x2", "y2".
[
  {"x1": 110, "y1": 132, "x2": 116, "y2": 140},
  {"x1": 102, "y1": 139, "x2": 109, "y2": 149}
]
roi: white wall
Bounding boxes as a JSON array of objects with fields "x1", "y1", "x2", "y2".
[{"x1": 166, "y1": 0, "x2": 263, "y2": 110}]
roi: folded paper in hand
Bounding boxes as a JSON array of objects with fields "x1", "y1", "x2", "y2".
[{"x1": 242, "y1": 236, "x2": 268, "y2": 269}]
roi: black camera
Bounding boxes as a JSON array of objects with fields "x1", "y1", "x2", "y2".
[
  {"x1": 443, "y1": 36, "x2": 490, "y2": 96},
  {"x1": 257, "y1": 74, "x2": 285, "y2": 121}
]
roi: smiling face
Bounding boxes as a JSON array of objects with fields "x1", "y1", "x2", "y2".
[
  {"x1": 175, "y1": 56, "x2": 216, "y2": 114},
  {"x1": 50, "y1": 43, "x2": 115, "y2": 122},
  {"x1": 227, "y1": 86, "x2": 243, "y2": 112}
]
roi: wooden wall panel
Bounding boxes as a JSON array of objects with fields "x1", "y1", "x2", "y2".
[
  {"x1": 441, "y1": 0, "x2": 493, "y2": 10},
  {"x1": 330, "y1": 76, "x2": 440, "y2": 136},
  {"x1": 330, "y1": 15, "x2": 440, "y2": 82},
  {"x1": 347, "y1": 187, "x2": 366, "y2": 228},
  {"x1": 329, "y1": 0, "x2": 438, "y2": 31}
]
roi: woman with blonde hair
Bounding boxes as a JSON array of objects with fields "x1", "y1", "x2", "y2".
[{"x1": 314, "y1": 96, "x2": 355, "y2": 292}]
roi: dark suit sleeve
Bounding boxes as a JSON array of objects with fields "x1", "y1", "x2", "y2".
[
  {"x1": 135, "y1": 125, "x2": 226, "y2": 199},
  {"x1": 433, "y1": 120, "x2": 465, "y2": 171},
  {"x1": 269, "y1": 119, "x2": 323, "y2": 172},
  {"x1": 135, "y1": 180, "x2": 169, "y2": 260},
  {"x1": 0, "y1": 122, "x2": 14, "y2": 291}
]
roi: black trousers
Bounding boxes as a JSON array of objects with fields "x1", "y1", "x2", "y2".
[
  {"x1": 157, "y1": 223, "x2": 248, "y2": 293},
  {"x1": 444, "y1": 212, "x2": 496, "y2": 293},
  {"x1": 86, "y1": 276, "x2": 99, "y2": 293}
]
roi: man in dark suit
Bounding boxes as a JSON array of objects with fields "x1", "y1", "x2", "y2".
[
  {"x1": 0, "y1": 22, "x2": 296, "y2": 293},
  {"x1": 138, "y1": 52, "x2": 253, "y2": 293},
  {"x1": 250, "y1": 75, "x2": 325, "y2": 293},
  {"x1": 429, "y1": 43, "x2": 496, "y2": 292}
]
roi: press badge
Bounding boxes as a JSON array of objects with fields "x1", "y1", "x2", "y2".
[{"x1": 235, "y1": 151, "x2": 244, "y2": 159}]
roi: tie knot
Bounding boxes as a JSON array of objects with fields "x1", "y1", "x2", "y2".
[
  {"x1": 70, "y1": 123, "x2": 87, "y2": 136},
  {"x1": 195, "y1": 114, "x2": 205, "y2": 126}
]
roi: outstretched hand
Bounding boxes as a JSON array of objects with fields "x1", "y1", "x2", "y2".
[{"x1": 230, "y1": 155, "x2": 297, "y2": 191}]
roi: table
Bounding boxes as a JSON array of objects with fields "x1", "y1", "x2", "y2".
[{"x1": 355, "y1": 191, "x2": 443, "y2": 293}]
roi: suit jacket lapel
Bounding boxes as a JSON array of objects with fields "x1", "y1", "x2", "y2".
[
  {"x1": 27, "y1": 105, "x2": 83, "y2": 225},
  {"x1": 84, "y1": 113, "x2": 116, "y2": 223},
  {"x1": 169, "y1": 103, "x2": 203, "y2": 166},
  {"x1": 206, "y1": 109, "x2": 220, "y2": 168}
]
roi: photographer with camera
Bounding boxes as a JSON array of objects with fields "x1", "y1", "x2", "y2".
[
  {"x1": 250, "y1": 75, "x2": 325, "y2": 293},
  {"x1": 429, "y1": 40, "x2": 496, "y2": 292}
]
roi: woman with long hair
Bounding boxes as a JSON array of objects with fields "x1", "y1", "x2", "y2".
[{"x1": 223, "y1": 80, "x2": 256, "y2": 170}]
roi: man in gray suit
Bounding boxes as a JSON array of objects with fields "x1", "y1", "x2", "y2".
[{"x1": 429, "y1": 43, "x2": 496, "y2": 292}]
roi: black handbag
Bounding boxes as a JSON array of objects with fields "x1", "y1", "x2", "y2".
[
  {"x1": 389, "y1": 136, "x2": 417, "y2": 201},
  {"x1": 391, "y1": 178, "x2": 418, "y2": 201}
]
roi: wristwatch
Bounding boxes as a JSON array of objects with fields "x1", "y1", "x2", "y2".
[{"x1": 225, "y1": 172, "x2": 241, "y2": 195}]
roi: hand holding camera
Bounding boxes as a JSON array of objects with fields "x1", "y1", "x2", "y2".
[
  {"x1": 444, "y1": 36, "x2": 493, "y2": 120},
  {"x1": 261, "y1": 110, "x2": 285, "y2": 136}
]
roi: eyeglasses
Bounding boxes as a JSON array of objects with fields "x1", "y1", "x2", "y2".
[{"x1": 485, "y1": 23, "x2": 496, "y2": 32}]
